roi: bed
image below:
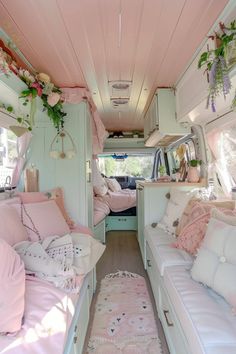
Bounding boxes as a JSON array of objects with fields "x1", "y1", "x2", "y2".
[{"x1": 0, "y1": 194, "x2": 104, "y2": 354}]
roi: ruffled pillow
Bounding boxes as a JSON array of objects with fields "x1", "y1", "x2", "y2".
[{"x1": 173, "y1": 202, "x2": 236, "y2": 255}]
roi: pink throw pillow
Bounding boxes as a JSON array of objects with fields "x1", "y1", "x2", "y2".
[
  {"x1": 17, "y1": 188, "x2": 75, "y2": 229},
  {"x1": 173, "y1": 202, "x2": 236, "y2": 255},
  {"x1": 173, "y1": 212, "x2": 210, "y2": 255},
  {"x1": 0, "y1": 205, "x2": 28, "y2": 246},
  {"x1": 0, "y1": 239, "x2": 25, "y2": 334},
  {"x1": 12, "y1": 200, "x2": 70, "y2": 242}
]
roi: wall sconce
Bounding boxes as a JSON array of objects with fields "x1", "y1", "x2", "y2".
[{"x1": 49, "y1": 129, "x2": 76, "y2": 159}]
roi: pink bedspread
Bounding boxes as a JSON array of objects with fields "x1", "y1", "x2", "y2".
[
  {"x1": 0, "y1": 275, "x2": 83, "y2": 354},
  {"x1": 103, "y1": 189, "x2": 136, "y2": 213}
]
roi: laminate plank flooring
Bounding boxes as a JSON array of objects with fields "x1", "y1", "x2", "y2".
[{"x1": 83, "y1": 231, "x2": 170, "y2": 354}]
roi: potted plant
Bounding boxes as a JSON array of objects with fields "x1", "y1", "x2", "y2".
[
  {"x1": 198, "y1": 20, "x2": 236, "y2": 112},
  {"x1": 158, "y1": 165, "x2": 166, "y2": 177},
  {"x1": 187, "y1": 159, "x2": 202, "y2": 183}
]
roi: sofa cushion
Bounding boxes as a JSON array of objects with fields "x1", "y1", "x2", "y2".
[
  {"x1": 191, "y1": 216, "x2": 236, "y2": 310},
  {"x1": 158, "y1": 188, "x2": 193, "y2": 236},
  {"x1": 176, "y1": 199, "x2": 235, "y2": 237},
  {"x1": 145, "y1": 225, "x2": 193, "y2": 276},
  {"x1": 163, "y1": 266, "x2": 236, "y2": 354}
]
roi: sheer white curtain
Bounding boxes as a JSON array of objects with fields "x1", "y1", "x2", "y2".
[
  {"x1": 11, "y1": 131, "x2": 32, "y2": 187},
  {"x1": 206, "y1": 121, "x2": 236, "y2": 197}
]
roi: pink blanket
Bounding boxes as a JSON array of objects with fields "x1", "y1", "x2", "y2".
[
  {"x1": 0, "y1": 275, "x2": 83, "y2": 354},
  {"x1": 103, "y1": 189, "x2": 136, "y2": 213}
]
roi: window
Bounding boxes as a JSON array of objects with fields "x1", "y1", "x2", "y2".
[
  {"x1": 98, "y1": 152, "x2": 155, "y2": 179},
  {"x1": 167, "y1": 139, "x2": 196, "y2": 174},
  {"x1": 0, "y1": 128, "x2": 17, "y2": 187}
]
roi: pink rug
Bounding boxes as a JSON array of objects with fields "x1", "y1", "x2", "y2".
[{"x1": 87, "y1": 271, "x2": 162, "y2": 353}]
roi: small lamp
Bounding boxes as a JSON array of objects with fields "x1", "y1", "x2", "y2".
[{"x1": 49, "y1": 129, "x2": 76, "y2": 159}]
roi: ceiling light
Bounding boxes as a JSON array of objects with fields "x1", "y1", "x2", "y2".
[
  {"x1": 112, "y1": 98, "x2": 129, "y2": 105},
  {"x1": 112, "y1": 82, "x2": 130, "y2": 90}
]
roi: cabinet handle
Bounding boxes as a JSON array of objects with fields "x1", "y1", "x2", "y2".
[
  {"x1": 147, "y1": 259, "x2": 151, "y2": 267},
  {"x1": 163, "y1": 310, "x2": 174, "y2": 327},
  {"x1": 73, "y1": 335, "x2": 78, "y2": 344},
  {"x1": 137, "y1": 187, "x2": 144, "y2": 191},
  {"x1": 74, "y1": 325, "x2": 77, "y2": 332}
]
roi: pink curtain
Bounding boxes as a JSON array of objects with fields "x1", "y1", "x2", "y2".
[
  {"x1": 61, "y1": 87, "x2": 108, "y2": 154},
  {"x1": 11, "y1": 132, "x2": 32, "y2": 187}
]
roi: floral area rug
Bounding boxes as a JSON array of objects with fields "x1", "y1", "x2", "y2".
[{"x1": 87, "y1": 271, "x2": 162, "y2": 353}]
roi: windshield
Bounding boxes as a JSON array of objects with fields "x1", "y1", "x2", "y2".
[{"x1": 98, "y1": 153, "x2": 154, "y2": 179}]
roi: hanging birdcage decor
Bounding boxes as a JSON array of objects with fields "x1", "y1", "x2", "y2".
[{"x1": 49, "y1": 129, "x2": 76, "y2": 159}]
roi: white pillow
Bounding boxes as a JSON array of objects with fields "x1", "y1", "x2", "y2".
[
  {"x1": 106, "y1": 178, "x2": 121, "y2": 192},
  {"x1": 92, "y1": 160, "x2": 108, "y2": 196},
  {"x1": 191, "y1": 217, "x2": 236, "y2": 310},
  {"x1": 93, "y1": 181, "x2": 108, "y2": 197},
  {"x1": 159, "y1": 188, "x2": 193, "y2": 235},
  {"x1": 92, "y1": 159, "x2": 104, "y2": 187}
]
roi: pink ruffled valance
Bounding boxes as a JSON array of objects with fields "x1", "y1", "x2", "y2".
[{"x1": 61, "y1": 88, "x2": 108, "y2": 154}]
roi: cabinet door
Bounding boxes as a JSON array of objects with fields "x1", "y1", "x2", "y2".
[
  {"x1": 73, "y1": 287, "x2": 90, "y2": 354},
  {"x1": 176, "y1": 38, "x2": 215, "y2": 121}
]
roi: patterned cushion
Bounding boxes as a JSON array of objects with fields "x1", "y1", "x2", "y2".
[{"x1": 173, "y1": 202, "x2": 236, "y2": 255}]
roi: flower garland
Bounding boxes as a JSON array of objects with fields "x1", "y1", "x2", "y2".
[{"x1": 0, "y1": 45, "x2": 66, "y2": 132}]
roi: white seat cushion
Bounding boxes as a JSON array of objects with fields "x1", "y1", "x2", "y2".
[
  {"x1": 145, "y1": 225, "x2": 175, "y2": 248},
  {"x1": 145, "y1": 225, "x2": 193, "y2": 276},
  {"x1": 163, "y1": 266, "x2": 236, "y2": 354}
]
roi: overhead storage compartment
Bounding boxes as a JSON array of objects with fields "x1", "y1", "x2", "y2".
[
  {"x1": 176, "y1": 3, "x2": 236, "y2": 126},
  {"x1": 144, "y1": 88, "x2": 190, "y2": 147}
]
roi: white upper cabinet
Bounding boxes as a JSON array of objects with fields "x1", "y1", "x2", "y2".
[
  {"x1": 144, "y1": 88, "x2": 190, "y2": 147},
  {"x1": 176, "y1": 39, "x2": 215, "y2": 123}
]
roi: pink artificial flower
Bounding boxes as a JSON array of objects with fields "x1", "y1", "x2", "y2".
[
  {"x1": 31, "y1": 82, "x2": 43, "y2": 96},
  {"x1": 47, "y1": 92, "x2": 61, "y2": 107}
]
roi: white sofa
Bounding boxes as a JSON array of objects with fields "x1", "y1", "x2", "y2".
[{"x1": 144, "y1": 224, "x2": 236, "y2": 354}]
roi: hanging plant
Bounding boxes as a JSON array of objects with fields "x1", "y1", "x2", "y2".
[
  {"x1": 0, "y1": 45, "x2": 67, "y2": 131},
  {"x1": 198, "y1": 20, "x2": 236, "y2": 111},
  {"x1": 18, "y1": 69, "x2": 66, "y2": 131}
]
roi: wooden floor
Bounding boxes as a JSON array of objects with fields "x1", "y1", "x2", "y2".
[{"x1": 83, "y1": 230, "x2": 170, "y2": 354}]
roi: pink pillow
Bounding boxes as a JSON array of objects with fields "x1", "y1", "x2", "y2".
[
  {"x1": 173, "y1": 203, "x2": 236, "y2": 255},
  {"x1": 12, "y1": 200, "x2": 70, "y2": 241},
  {"x1": 0, "y1": 239, "x2": 25, "y2": 334},
  {"x1": 17, "y1": 188, "x2": 75, "y2": 229},
  {"x1": 172, "y1": 212, "x2": 210, "y2": 255},
  {"x1": 0, "y1": 205, "x2": 28, "y2": 246}
]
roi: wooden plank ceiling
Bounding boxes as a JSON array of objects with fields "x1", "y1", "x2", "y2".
[{"x1": 0, "y1": 0, "x2": 229, "y2": 131}]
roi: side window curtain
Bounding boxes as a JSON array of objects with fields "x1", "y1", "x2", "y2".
[
  {"x1": 151, "y1": 149, "x2": 161, "y2": 180},
  {"x1": 206, "y1": 123, "x2": 236, "y2": 197}
]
